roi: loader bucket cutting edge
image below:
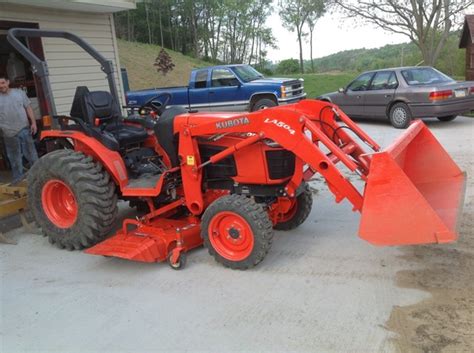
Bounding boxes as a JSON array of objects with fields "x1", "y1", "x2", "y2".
[{"x1": 359, "y1": 120, "x2": 466, "y2": 246}]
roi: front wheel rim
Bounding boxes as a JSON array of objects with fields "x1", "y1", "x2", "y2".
[
  {"x1": 41, "y1": 179, "x2": 78, "y2": 228},
  {"x1": 278, "y1": 200, "x2": 298, "y2": 223},
  {"x1": 208, "y1": 212, "x2": 254, "y2": 261}
]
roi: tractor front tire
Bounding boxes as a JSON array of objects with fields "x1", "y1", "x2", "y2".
[
  {"x1": 274, "y1": 183, "x2": 313, "y2": 230},
  {"x1": 28, "y1": 150, "x2": 118, "y2": 250},
  {"x1": 201, "y1": 195, "x2": 273, "y2": 270}
]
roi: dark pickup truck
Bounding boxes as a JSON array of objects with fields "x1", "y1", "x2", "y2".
[{"x1": 126, "y1": 64, "x2": 306, "y2": 112}]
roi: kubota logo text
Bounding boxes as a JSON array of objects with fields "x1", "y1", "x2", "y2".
[
  {"x1": 264, "y1": 118, "x2": 295, "y2": 135},
  {"x1": 216, "y1": 117, "x2": 250, "y2": 129}
]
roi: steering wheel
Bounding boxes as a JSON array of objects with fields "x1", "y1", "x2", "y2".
[{"x1": 139, "y1": 92, "x2": 172, "y2": 116}]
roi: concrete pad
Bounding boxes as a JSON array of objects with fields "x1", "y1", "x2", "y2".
[{"x1": 1, "y1": 116, "x2": 473, "y2": 353}]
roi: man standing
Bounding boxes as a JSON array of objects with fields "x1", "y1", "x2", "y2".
[{"x1": 0, "y1": 74, "x2": 38, "y2": 184}]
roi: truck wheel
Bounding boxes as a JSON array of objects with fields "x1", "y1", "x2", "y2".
[
  {"x1": 252, "y1": 98, "x2": 277, "y2": 111},
  {"x1": 201, "y1": 195, "x2": 273, "y2": 270},
  {"x1": 27, "y1": 150, "x2": 118, "y2": 250},
  {"x1": 274, "y1": 183, "x2": 313, "y2": 230},
  {"x1": 389, "y1": 102, "x2": 412, "y2": 129},
  {"x1": 437, "y1": 115, "x2": 457, "y2": 122}
]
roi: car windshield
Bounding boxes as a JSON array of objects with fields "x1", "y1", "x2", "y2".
[
  {"x1": 401, "y1": 68, "x2": 454, "y2": 86},
  {"x1": 232, "y1": 65, "x2": 263, "y2": 82}
]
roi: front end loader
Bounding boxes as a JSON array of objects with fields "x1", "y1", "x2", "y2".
[{"x1": 9, "y1": 29, "x2": 466, "y2": 270}]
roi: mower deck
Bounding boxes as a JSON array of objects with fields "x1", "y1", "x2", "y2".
[{"x1": 85, "y1": 217, "x2": 202, "y2": 263}]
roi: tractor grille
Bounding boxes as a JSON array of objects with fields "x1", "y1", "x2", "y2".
[
  {"x1": 265, "y1": 150, "x2": 295, "y2": 180},
  {"x1": 199, "y1": 145, "x2": 237, "y2": 179}
]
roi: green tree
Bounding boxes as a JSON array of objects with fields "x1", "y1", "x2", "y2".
[
  {"x1": 278, "y1": 0, "x2": 327, "y2": 73},
  {"x1": 306, "y1": 1, "x2": 326, "y2": 73},
  {"x1": 276, "y1": 58, "x2": 300, "y2": 74},
  {"x1": 114, "y1": 0, "x2": 275, "y2": 65}
]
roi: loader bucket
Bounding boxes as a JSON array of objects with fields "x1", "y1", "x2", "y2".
[{"x1": 359, "y1": 120, "x2": 466, "y2": 246}]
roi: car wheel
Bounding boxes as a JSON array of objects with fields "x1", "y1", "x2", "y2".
[
  {"x1": 389, "y1": 102, "x2": 412, "y2": 129},
  {"x1": 437, "y1": 115, "x2": 457, "y2": 122},
  {"x1": 252, "y1": 98, "x2": 277, "y2": 111}
]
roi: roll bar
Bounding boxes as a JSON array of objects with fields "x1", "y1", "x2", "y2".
[{"x1": 7, "y1": 28, "x2": 121, "y2": 126}]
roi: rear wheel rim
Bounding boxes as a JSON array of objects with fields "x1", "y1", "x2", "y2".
[
  {"x1": 392, "y1": 107, "x2": 407, "y2": 125},
  {"x1": 42, "y1": 179, "x2": 78, "y2": 228},
  {"x1": 208, "y1": 211, "x2": 254, "y2": 261}
]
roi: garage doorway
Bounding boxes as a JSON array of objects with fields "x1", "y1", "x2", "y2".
[{"x1": 0, "y1": 20, "x2": 45, "y2": 181}]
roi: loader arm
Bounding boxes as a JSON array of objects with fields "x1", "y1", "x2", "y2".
[{"x1": 178, "y1": 100, "x2": 373, "y2": 214}]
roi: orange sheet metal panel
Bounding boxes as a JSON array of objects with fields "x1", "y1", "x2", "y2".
[{"x1": 359, "y1": 120, "x2": 466, "y2": 245}]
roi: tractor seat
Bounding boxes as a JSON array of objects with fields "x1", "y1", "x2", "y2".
[
  {"x1": 70, "y1": 86, "x2": 148, "y2": 150},
  {"x1": 153, "y1": 106, "x2": 188, "y2": 167}
]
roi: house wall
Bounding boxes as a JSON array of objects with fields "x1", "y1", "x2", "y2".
[
  {"x1": 466, "y1": 39, "x2": 474, "y2": 81},
  {"x1": 0, "y1": 3, "x2": 125, "y2": 115}
]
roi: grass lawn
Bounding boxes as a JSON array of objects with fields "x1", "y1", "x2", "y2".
[{"x1": 278, "y1": 72, "x2": 357, "y2": 98}]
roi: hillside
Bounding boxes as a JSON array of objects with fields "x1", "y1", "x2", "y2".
[
  {"x1": 305, "y1": 32, "x2": 465, "y2": 77},
  {"x1": 117, "y1": 39, "x2": 212, "y2": 90}
]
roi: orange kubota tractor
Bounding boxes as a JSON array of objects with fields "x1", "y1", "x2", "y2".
[{"x1": 9, "y1": 29, "x2": 466, "y2": 270}]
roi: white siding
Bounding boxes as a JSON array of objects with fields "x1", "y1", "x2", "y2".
[{"x1": 0, "y1": 3, "x2": 125, "y2": 115}]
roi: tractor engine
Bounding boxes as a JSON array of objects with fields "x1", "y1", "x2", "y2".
[
  {"x1": 123, "y1": 147, "x2": 165, "y2": 178},
  {"x1": 198, "y1": 135, "x2": 296, "y2": 197}
]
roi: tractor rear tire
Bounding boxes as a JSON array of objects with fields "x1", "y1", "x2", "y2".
[
  {"x1": 27, "y1": 150, "x2": 118, "y2": 250},
  {"x1": 201, "y1": 195, "x2": 273, "y2": 270},
  {"x1": 274, "y1": 183, "x2": 313, "y2": 230}
]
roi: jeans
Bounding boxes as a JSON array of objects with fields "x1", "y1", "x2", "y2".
[{"x1": 4, "y1": 127, "x2": 39, "y2": 183}]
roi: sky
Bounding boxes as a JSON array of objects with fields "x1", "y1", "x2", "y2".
[{"x1": 266, "y1": 9, "x2": 407, "y2": 62}]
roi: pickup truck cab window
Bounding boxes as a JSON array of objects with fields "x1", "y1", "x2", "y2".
[
  {"x1": 347, "y1": 72, "x2": 374, "y2": 92},
  {"x1": 212, "y1": 68, "x2": 240, "y2": 87},
  {"x1": 194, "y1": 70, "x2": 208, "y2": 89},
  {"x1": 369, "y1": 71, "x2": 398, "y2": 90}
]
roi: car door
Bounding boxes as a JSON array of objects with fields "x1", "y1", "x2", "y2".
[
  {"x1": 363, "y1": 71, "x2": 398, "y2": 117},
  {"x1": 341, "y1": 72, "x2": 374, "y2": 117},
  {"x1": 188, "y1": 69, "x2": 210, "y2": 110},
  {"x1": 209, "y1": 68, "x2": 242, "y2": 111}
]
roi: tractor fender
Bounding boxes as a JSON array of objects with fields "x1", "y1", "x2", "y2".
[{"x1": 41, "y1": 130, "x2": 128, "y2": 189}]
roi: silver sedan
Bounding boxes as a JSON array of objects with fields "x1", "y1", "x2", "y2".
[{"x1": 319, "y1": 66, "x2": 474, "y2": 128}]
